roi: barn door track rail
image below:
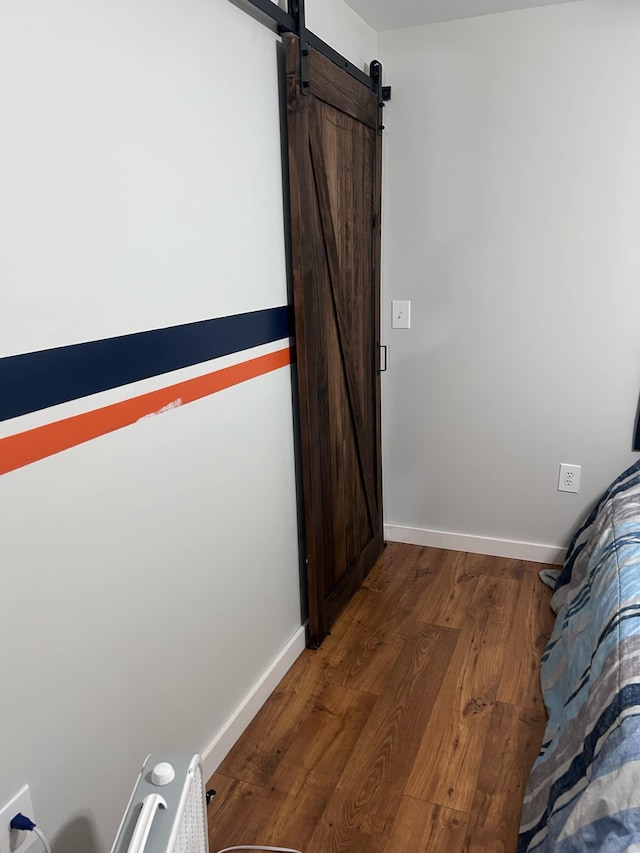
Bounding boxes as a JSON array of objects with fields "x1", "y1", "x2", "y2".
[{"x1": 231, "y1": 0, "x2": 391, "y2": 132}]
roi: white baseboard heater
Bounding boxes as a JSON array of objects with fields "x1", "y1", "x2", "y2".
[{"x1": 111, "y1": 755, "x2": 209, "y2": 853}]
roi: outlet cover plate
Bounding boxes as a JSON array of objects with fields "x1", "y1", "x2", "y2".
[
  {"x1": 558, "y1": 463, "x2": 581, "y2": 494},
  {"x1": 391, "y1": 300, "x2": 411, "y2": 329},
  {"x1": 0, "y1": 786, "x2": 36, "y2": 853}
]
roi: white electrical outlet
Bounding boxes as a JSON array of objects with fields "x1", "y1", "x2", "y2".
[
  {"x1": 0, "y1": 786, "x2": 37, "y2": 853},
  {"x1": 558, "y1": 463, "x2": 581, "y2": 494}
]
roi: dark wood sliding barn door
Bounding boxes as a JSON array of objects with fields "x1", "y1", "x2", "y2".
[{"x1": 285, "y1": 36, "x2": 383, "y2": 647}]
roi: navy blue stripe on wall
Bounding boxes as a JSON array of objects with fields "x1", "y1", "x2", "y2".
[{"x1": 0, "y1": 306, "x2": 291, "y2": 423}]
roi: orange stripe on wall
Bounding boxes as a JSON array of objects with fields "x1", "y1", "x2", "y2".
[{"x1": 0, "y1": 346, "x2": 292, "y2": 477}]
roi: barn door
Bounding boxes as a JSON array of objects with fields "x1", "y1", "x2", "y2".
[{"x1": 285, "y1": 36, "x2": 384, "y2": 648}]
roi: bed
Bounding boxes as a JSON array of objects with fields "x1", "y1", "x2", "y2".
[{"x1": 519, "y1": 459, "x2": 640, "y2": 852}]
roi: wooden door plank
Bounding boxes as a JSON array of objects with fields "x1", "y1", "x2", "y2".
[
  {"x1": 303, "y1": 168, "x2": 341, "y2": 631},
  {"x1": 325, "y1": 107, "x2": 376, "y2": 566},
  {"x1": 372, "y1": 91, "x2": 383, "y2": 526},
  {"x1": 285, "y1": 33, "x2": 383, "y2": 645},
  {"x1": 285, "y1": 36, "x2": 328, "y2": 640},
  {"x1": 307, "y1": 48, "x2": 378, "y2": 130},
  {"x1": 307, "y1": 624, "x2": 459, "y2": 853},
  {"x1": 343, "y1": 383, "x2": 365, "y2": 568},
  {"x1": 326, "y1": 274, "x2": 349, "y2": 580},
  {"x1": 308, "y1": 105, "x2": 378, "y2": 533},
  {"x1": 383, "y1": 798, "x2": 469, "y2": 853},
  {"x1": 462, "y1": 702, "x2": 547, "y2": 853}
]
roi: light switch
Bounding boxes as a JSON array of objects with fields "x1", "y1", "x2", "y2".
[{"x1": 392, "y1": 300, "x2": 411, "y2": 329}]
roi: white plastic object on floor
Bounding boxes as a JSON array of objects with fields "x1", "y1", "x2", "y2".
[{"x1": 111, "y1": 755, "x2": 208, "y2": 853}]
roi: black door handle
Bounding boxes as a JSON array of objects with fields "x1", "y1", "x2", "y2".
[{"x1": 377, "y1": 343, "x2": 387, "y2": 373}]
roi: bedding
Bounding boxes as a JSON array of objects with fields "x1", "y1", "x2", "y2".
[{"x1": 519, "y1": 459, "x2": 640, "y2": 852}]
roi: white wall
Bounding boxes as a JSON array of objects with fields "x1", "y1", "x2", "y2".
[
  {"x1": 344, "y1": 0, "x2": 582, "y2": 32},
  {"x1": 0, "y1": 1, "x2": 375, "y2": 851},
  {"x1": 306, "y1": 0, "x2": 377, "y2": 72},
  {"x1": 379, "y1": 0, "x2": 640, "y2": 557}
]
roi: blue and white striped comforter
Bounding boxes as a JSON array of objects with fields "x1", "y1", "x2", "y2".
[{"x1": 519, "y1": 460, "x2": 640, "y2": 852}]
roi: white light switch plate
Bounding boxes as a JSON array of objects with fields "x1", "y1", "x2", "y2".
[{"x1": 392, "y1": 300, "x2": 411, "y2": 329}]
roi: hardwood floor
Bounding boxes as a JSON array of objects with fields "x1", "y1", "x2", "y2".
[{"x1": 206, "y1": 543, "x2": 556, "y2": 853}]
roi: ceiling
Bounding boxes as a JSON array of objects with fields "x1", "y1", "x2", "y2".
[{"x1": 342, "y1": 0, "x2": 582, "y2": 31}]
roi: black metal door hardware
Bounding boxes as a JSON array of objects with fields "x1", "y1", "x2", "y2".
[
  {"x1": 230, "y1": 0, "x2": 391, "y2": 130},
  {"x1": 378, "y1": 343, "x2": 388, "y2": 373}
]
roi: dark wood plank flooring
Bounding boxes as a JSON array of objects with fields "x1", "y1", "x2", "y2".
[{"x1": 206, "y1": 543, "x2": 556, "y2": 852}]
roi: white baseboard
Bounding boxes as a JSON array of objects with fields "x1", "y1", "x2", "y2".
[
  {"x1": 384, "y1": 523, "x2": 566, "y2": 566},
  {"x1": 201, "y1": 625, "x2": 306, "y2": 781}
]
